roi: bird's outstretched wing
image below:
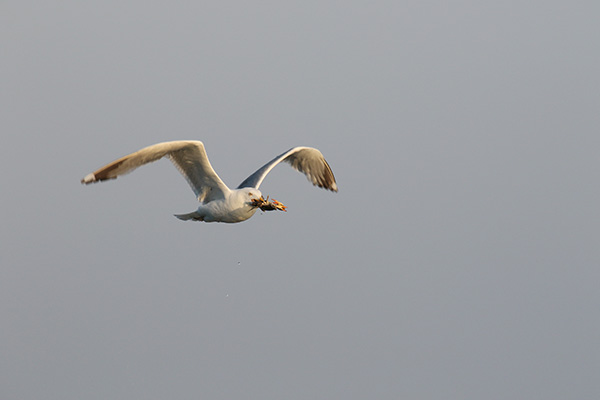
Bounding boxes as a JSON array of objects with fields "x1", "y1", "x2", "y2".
[
  {"x1": 237, "y1": 147, "x2": 338, "y2": 192},
  {"x1": 81, "y1": 141, "x2": 231, "y2": 203}
]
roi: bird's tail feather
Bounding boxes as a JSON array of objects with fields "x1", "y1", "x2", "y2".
[{"x1": 174, "y1": 211, "x2": 204, "y2": 221}]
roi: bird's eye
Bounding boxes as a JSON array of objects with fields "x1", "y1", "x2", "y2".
[{"x1": 248, "y1": 192, "x2": 253, "y2": 196}]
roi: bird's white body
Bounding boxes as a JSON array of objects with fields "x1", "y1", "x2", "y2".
[
  {"x1": 81, "y1": 140, "x2": 337, "y2": 224},
  {"x1": 175, "y1": 187, "x2": 262, "y2": 223}
]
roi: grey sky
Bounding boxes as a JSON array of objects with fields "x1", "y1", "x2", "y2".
[{"x1": 2, "y1": 1, "x2": 599, "y2": 399}]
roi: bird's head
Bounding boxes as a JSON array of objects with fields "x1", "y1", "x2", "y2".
[{"x1": 241, "y1": 188, "x2": 262, "y2": 202}]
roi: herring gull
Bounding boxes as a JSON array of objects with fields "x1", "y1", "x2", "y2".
[{"x1": 81, "y1": 140, "x2": 337, "y2": 223}]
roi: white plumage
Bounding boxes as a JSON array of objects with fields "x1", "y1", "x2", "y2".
[{"x1": 81, "y1": 140, "x2": 337, "y2": 223}]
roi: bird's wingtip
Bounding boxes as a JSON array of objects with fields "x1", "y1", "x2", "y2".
[{"x1": 81, "y1": 173, "x2": 96, "y2": 184}]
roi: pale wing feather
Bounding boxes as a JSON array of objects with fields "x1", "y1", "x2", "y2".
[
  {"x1": 81, "y1": 141, "x2": 231, "y2": 203},
  {"x1": 237, "y1": 147, "x2": 338, "y2": 192}
]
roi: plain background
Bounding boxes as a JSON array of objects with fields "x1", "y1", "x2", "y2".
[{"x1": 2, "y1": 1, "x2": 599, "y2": 399}]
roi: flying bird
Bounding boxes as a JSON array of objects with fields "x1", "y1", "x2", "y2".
[{"x1": 81, "y1": 140, "x2": 337, "y2": 223}]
